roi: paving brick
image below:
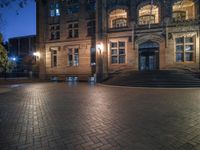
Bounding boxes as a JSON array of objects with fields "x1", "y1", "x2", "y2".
[{"x1": 1, "y1": 83, "x2": 200, "y2": 149}]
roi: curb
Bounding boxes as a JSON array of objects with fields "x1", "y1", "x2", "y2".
[{"x1": 98, "y1": 83, "x2": 200, "y2": 90}]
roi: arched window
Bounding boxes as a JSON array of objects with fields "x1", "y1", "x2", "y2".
[
  {"x1": 138, "y1": 4, "x2": 159, "y2": 25},
  {"x1": 109, "y1": 9, "x2": 128, "y2": 28},
  {"x1": 173, "y1": 0, "x2": 195, "y2": 22}
]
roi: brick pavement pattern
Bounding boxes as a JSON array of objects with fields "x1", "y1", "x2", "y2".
[{"x1": 0, "y1": 83, "x2": 200, "y2": 150}]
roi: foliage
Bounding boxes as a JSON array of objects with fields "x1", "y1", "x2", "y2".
[{"x1": 0, "y1": 33, "x2": 13, "y2": 77}]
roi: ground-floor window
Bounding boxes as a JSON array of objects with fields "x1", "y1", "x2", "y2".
[
  {"x1": 110, "y1": 41, "x2": 126, "y2": 64},
  {"x1": 175, "y1": 36, "x2": 195, "y2": 62},
  {"x1": 51, "y1": 48, "x2": 58, "y2": 67},
  {"x1": 68, "y1": 48, "x2": 79, "y2": 66}
]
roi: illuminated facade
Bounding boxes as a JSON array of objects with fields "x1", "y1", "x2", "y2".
[{"x1": 36, "y1": 0, "x2": 200, "y2": 81}]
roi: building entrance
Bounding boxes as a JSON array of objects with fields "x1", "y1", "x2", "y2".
[{"x1": 139, "y1": 41, "x2": 159, "y2": 71}]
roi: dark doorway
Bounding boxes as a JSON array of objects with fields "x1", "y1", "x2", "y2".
[{"x1": 139, "y1": 41, "x2": 159, "y2": 71}]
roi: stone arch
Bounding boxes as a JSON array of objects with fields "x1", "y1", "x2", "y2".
[
  {"x1": 108, "y1": 5, "x2": 129, "y2": 14},
  {"x1": 135, "y1": 34, "x2": 164, "y2": 48},
  {"x1": 139, "y1": 40, "x2": 160, "y2": 49}
]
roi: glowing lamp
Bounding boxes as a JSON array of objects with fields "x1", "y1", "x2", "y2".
[
  {"x1": 96, "y1": 43, "x2": 103, "y2": 53},
  {"x1": 33, "y1": 52, "x2": 40, "y2": 57}
]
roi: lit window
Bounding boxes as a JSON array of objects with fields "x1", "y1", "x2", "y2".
[
  {"x1": 173, "y1": 0, "x2": 195, "y2": 22},
  {"x1": 175, "y1": 36, "x2": 195, "y2": 62},
  {"x1": 56, "y1": 9, "x2": 60, "y2": 16},
  {"x1": 110, "y1": 41, "x2": 126, "y2": 64},
  {"x1": 173, "y1": 11, "x2": 186, "y2": 21},
  {"x1": 50, "y1": 3, "x2": 60, "y2": 17},
  {"x1": 109, "y1": 9, "x2": 128, "y2": 28},
  {"x1": 68, "y1": 48, "x2": 79, "y2": 66},
  {"x1": 138, "y1": 4, "x2": 159, "y2": 25},
  {"x1": 112, "y1": 18, "x2": 127, "y2": 28}
]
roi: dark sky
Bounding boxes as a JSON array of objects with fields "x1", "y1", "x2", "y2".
[{"x1": 0, "y1": 1, "x2": 36, "y2": 42}]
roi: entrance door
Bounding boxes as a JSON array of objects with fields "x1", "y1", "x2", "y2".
[
  {"x1": 139, "y1": 51, "x2": 158, "y2": 71},
  {"x1": 139, "y1": 41, "x2": 159, "y2": 71}
]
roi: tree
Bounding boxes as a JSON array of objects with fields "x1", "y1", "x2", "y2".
[{"x1": 0, "y1": 34, "x2": 13, "y2": 79}]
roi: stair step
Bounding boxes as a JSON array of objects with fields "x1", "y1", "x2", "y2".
[{"x1": 104, "y1": 70, "x2": 200, "y2": 87}]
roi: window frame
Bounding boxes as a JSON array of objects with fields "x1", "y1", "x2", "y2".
[
  {"x1": 172, "y1": 0, "x2": 196, "y2": 21},
  {"x1": 138, "y1": 3, "x2": 160, "y2": 25},
  {"x1": 67, "y1": 48, "x2": 79, "y2": 67},
  {"x1": 87, "y1": 20, "x2": 96, "y2": 36},
  {"x1": 49, "y1": 2, "x2": 60, "y2": 17},
  {"x1": 68, "y1": 23, "x2": 79, "y2": 38},
  {"x1": 172, "y1": 11, "x2": 187, "y2": 22},
  {"x1": 50, "y1": 48, "x2": 58, "y2": 68},
  {"x1": 109, "y1": 9, "x2": 128, "y2": 29},
  {"x1": 139, "y1": 15, "x2": 156, "y2": 25},
  {"x1": 49, "y1": 25, "x2": 60, "y2": 40},
  {"x1": 175, "y1": 36, "x2": 196, "y2": 63},
  {"x1": 110, "y1": 41, "x2": 126, "y2": 65}
]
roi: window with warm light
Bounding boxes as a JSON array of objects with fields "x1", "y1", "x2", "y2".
[
  {"x1": 175, "y1": 36, "x2": 195, "y2": 62},
  {"x1": 172, "y1": 0, "x2": 195, "y2": 22},
  {"x1": 109, "y1": 9, "x2": 128, "y2": 29},
  {"x1": 138, "y1": 4, "x2": 159, "y2": 25}
]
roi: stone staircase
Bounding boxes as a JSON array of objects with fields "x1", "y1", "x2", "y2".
[{"x1": 103, "y1": 70, "x2": 200, "y2": 88}]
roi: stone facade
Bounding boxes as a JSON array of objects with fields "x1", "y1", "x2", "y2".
[{"x1": 36, "y1": 0, "x2": 200, "y2": 81}]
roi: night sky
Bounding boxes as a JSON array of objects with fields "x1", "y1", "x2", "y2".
[{"x1": 0, "y1": 1, "x2": 36, "y2": 42}]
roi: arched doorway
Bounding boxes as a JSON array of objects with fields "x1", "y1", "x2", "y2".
[{"x1": 139, "y1": 41, "x2": 159, "y2": 71}]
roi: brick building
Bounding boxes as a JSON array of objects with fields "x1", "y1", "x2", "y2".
[{"x1": 36, "y1": 0, "x2": 200, "y2": 81}]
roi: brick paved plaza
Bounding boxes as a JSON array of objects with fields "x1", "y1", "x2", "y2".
[{"x1": 0, "y1": 83, "x2": 200, "y2": 150}]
